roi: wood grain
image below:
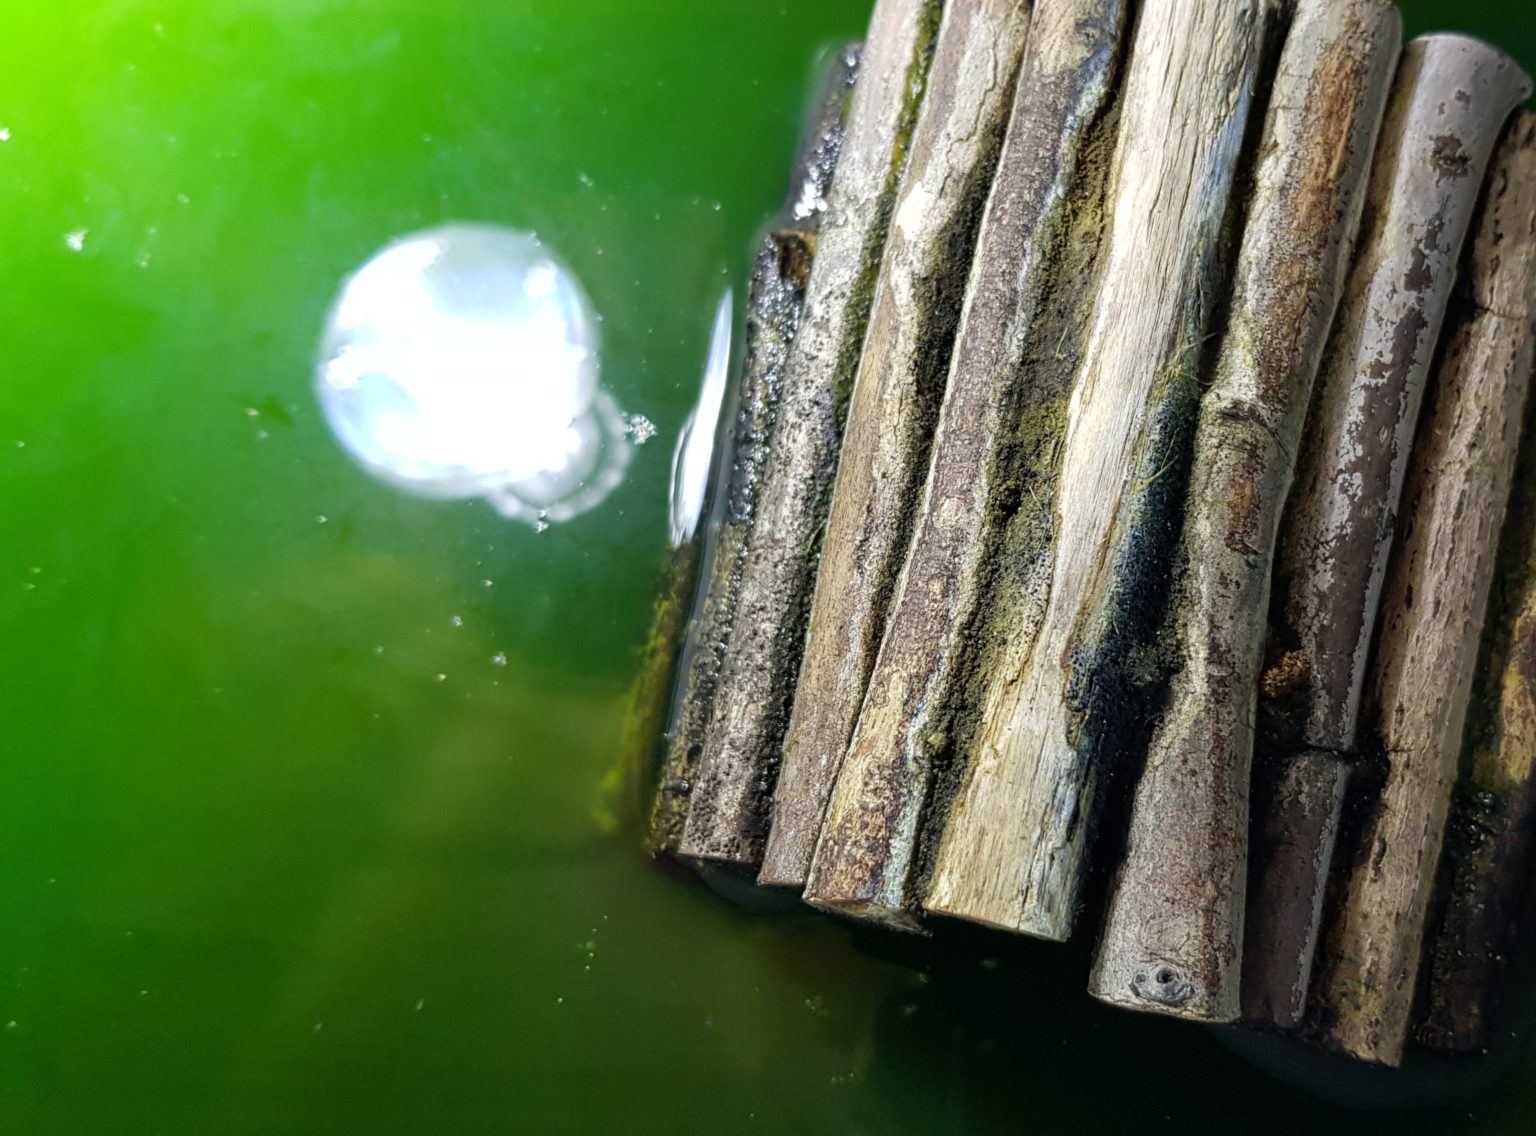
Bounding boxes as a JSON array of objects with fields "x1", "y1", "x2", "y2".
[
  {"x1": 761, "y1": 0, "x2": 1034, "y2": 891},
  {"x1": 680, "y1": 0, "x2": 942, "y2": 865},
  {"x1": 1089, "y1": 0, "x2": 1401, "y2": 1023},
  {"x1": 1312, "y1": 107, "x2": 1536, "y2": 1066},
  {"x1": 793, "y1": 0, "x2": 1129, "y2": 924},
  {"x1": 923, "y1": 0, "x2": 1267, "y2": 941},
  {"x1": 644, "y1": 50, "x2": 860, "y2": 855}
]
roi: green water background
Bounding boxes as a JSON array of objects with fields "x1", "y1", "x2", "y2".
[{"x1": 2, "y1": 2, "x2": 1533, "y2": 1132}]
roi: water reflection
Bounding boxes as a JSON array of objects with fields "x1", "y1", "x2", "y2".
[
  {"x1": 668, "y1": 290, "x2": 733, "y2": 548},
  {"x1": 315, "y1": 223, "x2": 630, "y2": 527}
]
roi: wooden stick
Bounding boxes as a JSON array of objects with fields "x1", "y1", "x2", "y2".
[
  {"x1": 680, "y1": 0, "x2": 942, "y2": 865},
  {"x1": 1242, "y1": 748, "x2": 1353, "y2": 1029},
  {"x1": 1270, "y1": 33, "x2": 1532, "y2": 756},
  {"x1": 793, "y1": 0, "x2": 1130, "y2": 923},
  {"x1": 642, "y1": 48, "x2": 860, "y2": 855},
  {"x1": 1089, "y1": 0, "x2": 1401, "y2": 1023},
  {"x1": 1420, "y1": 156, "x2": 1536, "y2": 1044},
  {"x1": 1245, "y1": 32, "x2": 1531, "y2": 1048},
  {"x1": 920, "y1": 0, "x2": 1267, "y2": 941},
  {"x1": 760, "y1": 0, "x2": 1034, "y2": 891},
  {"x1": 1313, "y1": 108, "x2": 1536, "y2": 1066}
]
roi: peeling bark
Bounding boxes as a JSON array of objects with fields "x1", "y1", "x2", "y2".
[
  {"x1": 1312, "y1": 108, "x2": 1536, "y2": 1066},
  {"x1": 1250, "y1": 34, "x2": 1528, "y2": 1045}
]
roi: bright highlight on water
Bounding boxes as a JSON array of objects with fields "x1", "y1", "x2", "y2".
[{"x1": 315, "y1": 223, "x2": 630, "y2": 527}]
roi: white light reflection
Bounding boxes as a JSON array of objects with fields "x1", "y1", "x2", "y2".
[
  {"x1": 668, "y1": 291, "x2": 734, "y2": 547},
  {"x1": 315, "y1": 223, "x2": 630, "y2": 527}
]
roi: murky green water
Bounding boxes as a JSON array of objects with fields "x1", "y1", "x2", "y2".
[{"x1": 2, "y1": 2, "x2": 1534, "y2": 1133}]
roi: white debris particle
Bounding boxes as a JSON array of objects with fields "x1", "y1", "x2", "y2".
[
  {"x1": 625, "y1": 414, "x2": 657, "y2": 445},
  {"x1": 64, "y1": 229, "x2": 88, "y2": 252}
]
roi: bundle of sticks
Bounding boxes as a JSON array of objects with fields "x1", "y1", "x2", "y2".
[{"x1": 628, "y1": 0, "x2": 1536, "y2": 1068}]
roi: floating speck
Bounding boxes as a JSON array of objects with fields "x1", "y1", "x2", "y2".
[
  {"x1": 15, "y1": 440, "x2": 24, "y2": 449},
  {"x1": 625, "y1": 414, "x2": 657, "y2": 445},
  {"x1": 578, "y1": 172, "x2": 594, "y2": 188},
  {"x1": 491, "y1": 652, "x2": 507, "y2": 667},
  {"x1": 5, "y1": 1021, "x2": 15, "y2": 1030},
  {"x1": 315, "y1": 514, "x2": 328, "y2": 524},
  {"x1": 176, "y1": 193, "x2": 190, "y2": 205},
  {"x1": 434, "y1": 673, "x2": 447, "y2": 682},
  {"x1": 64, "y1": 229, "x2": 88, "y2": 252},
  {"x1": 415, "y1": 999, "x2": 424, "y2": 1012},
  {"x1": 482, "y1": 579, "x2": 494, "y2": 588},
  {"x1": 450, "y1": 614, "x2": 463, "y2": 628},
  {"x1": 0, "y1": 127, "x2": 10, "y2": 142}
]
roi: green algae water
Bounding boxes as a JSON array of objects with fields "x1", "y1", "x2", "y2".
[{"x1": 2, "y1": 2, "x2": 1535, "y2": 1133}]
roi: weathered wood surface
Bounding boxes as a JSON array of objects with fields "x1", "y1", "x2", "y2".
[
  {"x1": 1243, "y1": 748, "x2": 1353, "y2": 1029},
  {"x1": 1271, "y1": 34, "x2": 1532, "y2": 756},
  {"x1": 792, "y1": 0, "x2": 1129, "y2": 924},
  {"x1": 1089, "y1": 0, "x2": 1402, "y2": 1023},
  {"x1": 643, "y1": 48, "x2": 859, "y2": 854},
  {"x1": 1247, "y1": 34, "x2": 1530, "y2": 1040},
  {"x1": 920, "y1": 0, "x2": 1266, "y2": 942},
  {"x1": 1420, "y1": 162, "x2": 1536, "y2": 1045},
  {"x1": 680, "y1": 0, "x2": 941, "y2": 865},
  {"x1": 1312, "y1": 109, "x2": 1536, "y2": 1066},
  {"x1": 761, "y1": 0, "x2": 1034, "y2": 893}
]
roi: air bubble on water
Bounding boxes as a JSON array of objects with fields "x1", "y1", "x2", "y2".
[
  {"x1": 315, "y1": 223, "x2": 633, "y2": 528},
  {"x1": 668, "y1": 291, "x2": 733, "y2": 547}
]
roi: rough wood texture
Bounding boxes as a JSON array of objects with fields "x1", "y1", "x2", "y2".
[
  {"x1": 1089, "y1": 0, "x2": 1401, "y2": 1023},
  {"x1": 680, "y1": 0, "x2": 941, "y2": 865},
  {"x1": 1313, "y1": 109, "x2": 1536, "y2": 1066},
  {"x1": 1248, "y1": 34, "x2": 1532, "y2": 1041},
  {"x1": 792, "y1": 0, "x2": 1129, "y2": 924},
  {"x1": 643, "y1": 49, "x2": 859, "y2": 855},
  {"x1": 1271, "y1": 34, "x2": 1532, "y2": 757},
  {"x1": 1243, "y1": 748, "x2": 1352, "y2": 1029},
  {"x1": 921, "y1": 0, "x2": 1267, "y2": 941},
  {"x1": 760, "y1": 0, "x2": 1034, "y2": 892},
  {"x1": 1421, "y1": 177, "x2": 1536, "y2": 1045}
]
